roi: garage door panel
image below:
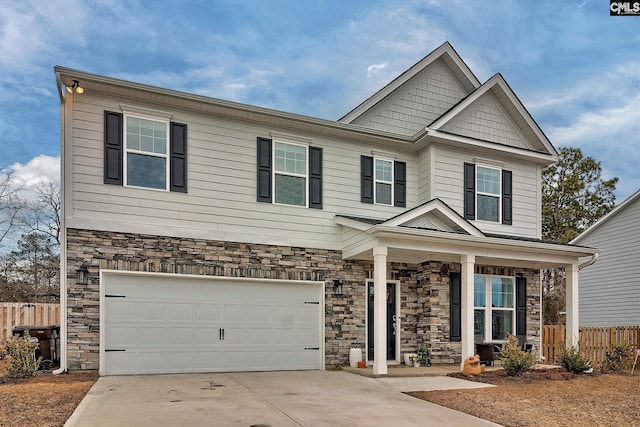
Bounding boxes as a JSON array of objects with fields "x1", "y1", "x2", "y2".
[{"x1": 104, "y1": 274, "x2": 322, "y2": 375}]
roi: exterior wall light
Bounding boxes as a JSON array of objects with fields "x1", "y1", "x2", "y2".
[
  {"x1": 65, "y1": 80, "x2": 85, "y2": 94},
  {"x1": 76, "y1": 262, "x2": 90, "y2": 285},
  {"x1": 333, "y1": 279, "x2": 343, "y2": 295}
]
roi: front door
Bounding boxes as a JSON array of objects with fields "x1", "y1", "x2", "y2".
[{"x1": 367, "y1": 282, "x2": 396, "y2": 361}]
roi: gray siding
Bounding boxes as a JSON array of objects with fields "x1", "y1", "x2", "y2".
[
  {"x1": 578, "y1": 198, "x2": 640, "y2": 326},
  {"x1": 441, "y1": 92, "x2": 528, "y2": 149},
  {"x1": 431, "y1": 145, "x2": 540, "y2": 238},
  {"x1": 65, "y1": 94, "x2": 417, "y2": 250},
  {"x1": 416, "y1": 147, "x2": 431, "y2": 203},
  {"x1": 351, "y1": 59, "x2": 468, "y2": 136}
]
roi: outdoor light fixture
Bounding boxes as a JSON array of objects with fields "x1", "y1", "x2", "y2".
[
  {"x1": 76, "y1": 262, "x2": 90, "y2": 285},
  {"x1": 333, "y1": 279, "x2": 343, "y2": 295},
  {"x1": 65, "y1": 79, "x2": 84, "y2": 94}
]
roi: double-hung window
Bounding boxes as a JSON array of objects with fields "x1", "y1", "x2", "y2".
[
  {"x1": 103, "y1": 110, "x2": 187, "y2": 193},
  {"x1": 474, "y1": 275, "x2": 515, "y2": 341},
  {"x1": 256, "y1": 136, "x2": 322, "y2": 209},
  {"x1": 375, "y1": 158, "x2": 393, "y2": 205},
  {"x1": 274, "y1": 141, "x2": 307, "y2": 207},
  {"x1": 360, "y1": 155, "x2": 406, "y2": 207},
  {"x1": 463, "y1": 162, "x2": 512, "y2": 224},
  {"x1": 125, "y1": 116, "x2": 169, "y2": 190}
]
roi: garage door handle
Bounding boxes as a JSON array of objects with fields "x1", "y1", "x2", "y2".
[
  {"x1": 304, "y1": 301, "x2": 319, "y2": 304},
  {"x1": 219, "y1": 328, "x2": 225, "y2": 340},
  {"x1": 305, "y1": 347, "x2": 319, "y2": 350},
  {"x1": 105, "y1": 349, "x2": 126, "y2": 352}
]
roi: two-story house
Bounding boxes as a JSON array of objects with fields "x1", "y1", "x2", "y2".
[{"x1": 55, "y1": 42, "x2": 597, "y2": 376}]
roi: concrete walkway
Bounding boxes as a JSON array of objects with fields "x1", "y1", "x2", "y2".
[{"x1": 65, "y1": 370, "x2": 499, "y2": 427}]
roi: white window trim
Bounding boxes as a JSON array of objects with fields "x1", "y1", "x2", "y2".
[
  {"x1": 474, "y1": 274, "x2": 515, "y2": 343},
  {"x1": 272, "y1": 140, "x2": 309, "y2": 208},
  {"x1": 123, "y1": 113, "x2": 171, "y2": 192},
  {"x1": 374, "y1": 157, "x2": 394, "y2": 206},
  {"x1": 475, "y1": 164, "x2": 502, "y2": 223}
]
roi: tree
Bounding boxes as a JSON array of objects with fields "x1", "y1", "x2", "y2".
[
  {"x1": 4, "y1": 233, "x2": 59, "y2": 303},
  {"x1": 0, "y1": 167, "x2": 24, "y2": 250},
  {"x1": 20, "y1": 181, "x2": 61, "y2": 245},
  {"x1": 541, "y1": 147, "x2": 618, "y2": 324}
]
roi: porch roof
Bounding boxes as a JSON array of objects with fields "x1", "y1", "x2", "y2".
[{"x1": 335, "y1": 199, "x2": 597, "y2": 269}]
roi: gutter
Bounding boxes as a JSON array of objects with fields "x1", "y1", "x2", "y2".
[{"x1": 578, "y1": 252, "x2": 599, "y2": 270}]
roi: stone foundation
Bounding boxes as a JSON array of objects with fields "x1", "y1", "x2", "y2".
[{"x1": 65, "y1": 228, "x2": 542, "y2": 370}]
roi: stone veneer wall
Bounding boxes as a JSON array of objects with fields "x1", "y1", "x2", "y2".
[{"x1": 65, "y1": 228, "x2": 542, "y2": 370}]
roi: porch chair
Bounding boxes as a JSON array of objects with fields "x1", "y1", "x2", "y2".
[
  {"x1": 517, "y1": 335, "x2": 533, "y2": 352},
  {"x1": 475, "y1": 342, "x2": 496, "y2": 366}
]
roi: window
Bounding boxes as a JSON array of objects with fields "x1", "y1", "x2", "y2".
[
  {"x1": 256, "y1": 137, "x2": 322, "y2": 209},
  {"x1": 474, "y1": 275, "x2": 514, "y2": 341},
  {"x1": 274, "y1": 141, "x2": 307, "y2": 206},
  {"x1": 360, "y1": 156, "x2": 406, "y2": 207},
  {"x1": 125, "y1": 116, "x2": 169, "y2": 190},
  {"x1": 103, "y1": 110, "x2": 187, "y2": 193},
  {"x1": 476, "y1": 166, "x2": 500, "y2": 222},
  {"x1": 375, "y1": 158, "x2": 393, "y2": 205},
  {"x1": 463, "y1": 162, "x2": 512, "y2": 224}
]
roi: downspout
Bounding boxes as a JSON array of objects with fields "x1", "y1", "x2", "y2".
[
  {"x1": 53, "y1": 72, "x2": 67, "y2": 375},
  {"x1": 578, "y1": 252, "x2": 598, "y2": 270}
]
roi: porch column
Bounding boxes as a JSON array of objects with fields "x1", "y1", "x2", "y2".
[
  {"x1": 460, "y1": 254, "x2": 475, "y2": 368},
  {"x1": 565, "y1": 263, "x2": 579, "y2": 348},
  {"x1": 373, "y1": 246, "x2": 388, "y2": 376}
]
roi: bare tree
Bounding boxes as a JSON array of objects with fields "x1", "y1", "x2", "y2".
[
  {"x1": 20, "y1": 181, "x2": 61, "y2": 245},
  {"x1": 0, "y1": 167, "x2": 24, "y2": 250}
]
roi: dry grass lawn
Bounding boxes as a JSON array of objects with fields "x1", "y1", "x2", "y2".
[{"x1": 407, "y1": 368, "x2": 640, "y2": 427}]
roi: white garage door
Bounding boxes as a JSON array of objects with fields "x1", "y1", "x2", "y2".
[{"x1": 102, "y1": 273, "x2": 323, "y2": 375}]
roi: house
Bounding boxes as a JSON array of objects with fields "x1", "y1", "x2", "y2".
[
  {"x1": 54, "y1": 42, "x2": 597, "y2": 376},
  {"x1": 571, "y1": 190, "x2": 640, "y2": 327}
]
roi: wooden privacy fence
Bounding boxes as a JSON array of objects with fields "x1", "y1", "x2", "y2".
[
  {"x1": 542, "y1": 324, "x2": 640, "y2": 367},
  {"x1": 1, "y1": 303, "x2": 60, "y2": 341}
]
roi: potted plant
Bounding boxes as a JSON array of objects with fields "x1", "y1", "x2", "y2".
[
  {"x1": 409, "y1": 354, "x2": 420, "y2": 367},
  {"x1": 404, "y1": 353, "x2": 418, "y2": 366}
]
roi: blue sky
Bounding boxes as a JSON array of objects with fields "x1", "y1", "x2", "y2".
[{"x1": 1, "y1": 0, "x2": 639, "y2": 201}]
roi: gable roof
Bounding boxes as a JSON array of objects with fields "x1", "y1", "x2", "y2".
[
  {"x1": 571, "y1": 189, "x2": 640, "y2": 244},
  {"x1": 338, "y1": 42, "x2": 481, "y2": 124},
  {"x1": 428, "y1": 73, "x2": 557, "y2": 156}
]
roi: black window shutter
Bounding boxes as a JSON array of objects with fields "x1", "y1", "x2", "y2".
[
  {"x1": 516, "y1": 277, "x2": 527, "y2": 337},
  {"x1": 104, "y1": 111, "x2": 123, "y2": 185},
  {"x1": 502, "y1": 170, "x2": 512, "y2": 225},
  {"x1": 463, "y1": 162, "x2": 475, "y2": 220},
  {"x1": 393, "y1": 161, "x2": 406, "y2": 207},
  {"x1": 361, "y1": 155, "x2": 374, "y2": 204},
  {"x1": 450, "y1": 272, "x2": 461, "y2": 342},
  {"x1": 309, "y1": 146, "x2": 322, "y2": 209},
  {"x1": 170, "y1": 122, "x2": 187, "y2": 193},
  {"x1": 257, "y1": 137, "x2": 272, "y2": 203}
]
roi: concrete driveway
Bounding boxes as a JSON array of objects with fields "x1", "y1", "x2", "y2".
[{"x1": 65, "y1": 371, "x2": 500, "y2": 427}]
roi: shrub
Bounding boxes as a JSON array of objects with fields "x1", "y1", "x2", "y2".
[
  {"x1": 500, "y1": 334, "x2": 535, "y2": 376},
  {"x1": 3, "y1": 331, "x2": 41, "y2": 378},
  {"x1": 603, "y1": 342, "x2": 633, "y2": 373},
  {"x1": 418, "y1": 347, "x2": 430, "y2": 367},
  {"x1": 558, "y1": 345, "x2": 592, "y2": 374}
]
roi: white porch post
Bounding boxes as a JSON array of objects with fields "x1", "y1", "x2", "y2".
[
  {"x1": 460, "y1": 254, "x2": 475, "y2": 368},
  {"x1": 373, "y1": 246, "x2": 388, "y2": 376},
  {"x1": 565, "y1": 263, "x2": 580, "y2": 348}
]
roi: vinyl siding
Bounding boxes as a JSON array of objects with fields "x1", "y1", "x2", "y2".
[
  {"x1": 578, "y1": 198, "x2": 640, "y2": 326},
  {"x1": 416, "y1": 147, "x2": 431, "y2": 203},
  {"x1": 351, "y1": 59, "x2": 468, "y2": 136},
  {"x1": 65, "y1": 93, "x2": 416, "y2": 250},
  {"x1": 431, "y1": 145, "x2": 540, "y2": 238}
]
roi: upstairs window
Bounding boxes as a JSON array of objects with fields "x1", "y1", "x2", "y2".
[
  {"x1": 464, "y1": 162, "x2": 512, "y2": 224},
  {"x1": 103, "y1": 110, "x2": 187, "y2": 193},
  {"x1": 375, "y1": 158, "x2": 393, "y2": 205},
  {"x1": 125, "y1": 116, "x2": 169, "y2": 190},
  {"x1": 257, "y1": 137, "x2": 322, "y2": 209},
  {"x1": 274, "y1": 142, "x2": 307, "y2": 206},
  {"x1": 361, "y1": 155, "x2": 406, "y2": 207}
]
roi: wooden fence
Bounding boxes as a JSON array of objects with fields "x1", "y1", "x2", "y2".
[
  {"x1": 1, "y1": 303, "x2": 60, "y2": 341},
  {"x1": 542, "y1": 324, "x2": 640, "y2": 367}
]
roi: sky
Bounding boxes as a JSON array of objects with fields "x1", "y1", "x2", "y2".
[{"x1": 1, "y1": 0, "x2": 639, "y2": 202}]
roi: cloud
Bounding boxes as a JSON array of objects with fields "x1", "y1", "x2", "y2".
[
  {"x1": 11, "y1": 155, "x2": 60, "y2": 191},
  {"x1": 366, "y1": 62, "x2": 388, "y2": 77}
]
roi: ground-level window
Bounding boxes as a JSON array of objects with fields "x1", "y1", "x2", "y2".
[{"x1": 474, "y1": 275, "x2": 514, "y2": 341}]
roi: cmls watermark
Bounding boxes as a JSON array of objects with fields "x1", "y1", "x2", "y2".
[{"x1": 610, "y1": 1, "x2": 640, "y2": 15}]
